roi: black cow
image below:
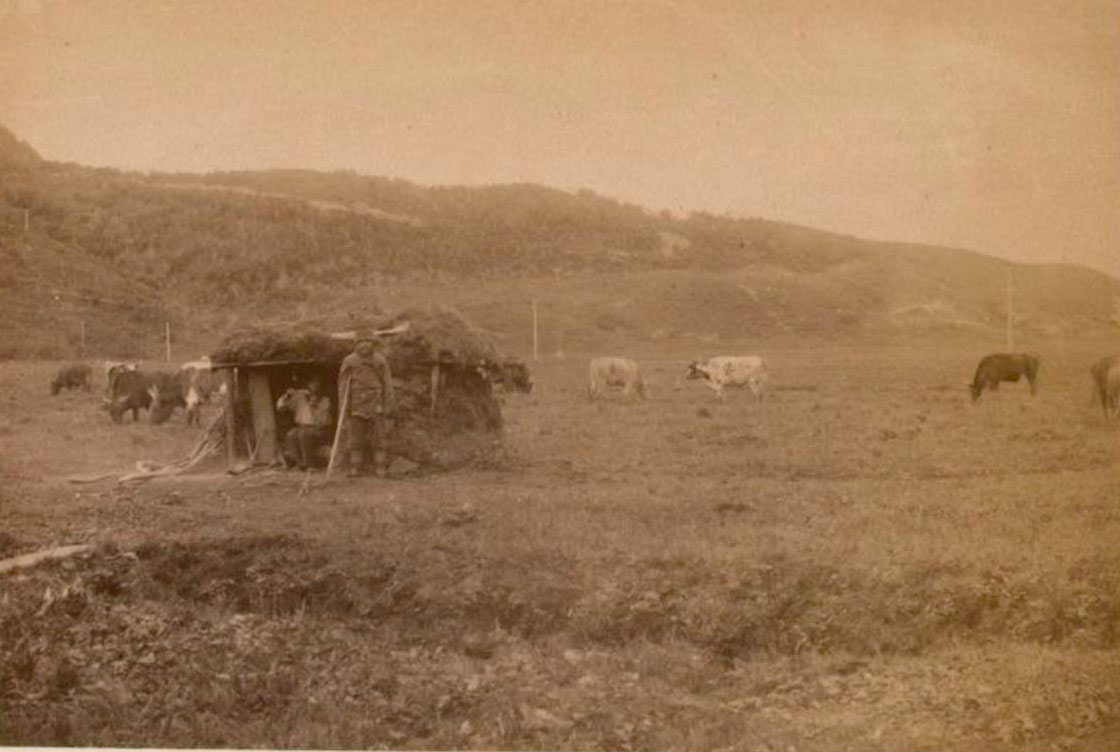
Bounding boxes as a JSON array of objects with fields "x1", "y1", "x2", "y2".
[
  {"x1": 1090, "y1": 356, "x2": 1120, "y2": 417},
  {"x1": 969, "y1": 352, "x2": 1041, "y2": 401},
  {"x1": 148, "y1": 371, "x2": 188, "y2": 424},
  {"x1": 50, "y1": 363, "x2": 92, "y2": 395},
  {"x1": 104, "y1": 368, "x2": 153, "y2": 423}
]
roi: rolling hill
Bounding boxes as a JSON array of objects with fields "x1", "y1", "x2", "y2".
[{"x1": 1, "y1": 124, "x2": 1116, "y2": 359}]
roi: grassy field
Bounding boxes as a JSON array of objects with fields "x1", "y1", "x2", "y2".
[{"x1": 1, "y1": 335, "x2": 1118, "y2": 750}]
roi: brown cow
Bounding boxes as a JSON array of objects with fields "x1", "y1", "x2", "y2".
[
  {"x1": 969, "y1": 353, "x2": 1040, "y2": 402},
  {"x1": 51, "y1": 363, "x2": 92, "y2": 395}
]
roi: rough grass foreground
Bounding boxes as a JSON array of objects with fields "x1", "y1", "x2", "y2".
[{"x1": 2, "y1": 532, "x2": 1118, "y2": 750}]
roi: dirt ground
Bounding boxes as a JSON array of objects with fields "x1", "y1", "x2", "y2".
[{"x1": 2, "y1": 335, "x2": 1118, "y2": 750}]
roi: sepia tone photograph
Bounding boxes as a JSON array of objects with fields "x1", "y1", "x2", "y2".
[{"x1": 1, "y1": 0, "x2": 1118, "y2": 749}]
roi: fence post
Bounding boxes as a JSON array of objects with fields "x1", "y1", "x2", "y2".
[{"x1": 532, "y1": 299, "x2": 539, "y2": 362}]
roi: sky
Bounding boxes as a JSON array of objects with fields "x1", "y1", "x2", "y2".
[{"x1": 1, "y1": 0, "x2": 1117, "y2": 276}]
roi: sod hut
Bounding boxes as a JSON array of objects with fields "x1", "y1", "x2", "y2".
[{"x1": 208, "y1": 307, "x2": 504, "y2": 472}]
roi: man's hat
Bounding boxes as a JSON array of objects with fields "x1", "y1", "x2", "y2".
[{"x1": 354, "y1": 330, "x2": 381, "y2": 345}]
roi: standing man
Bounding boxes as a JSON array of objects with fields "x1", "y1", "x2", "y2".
[{"x1": 339, "y1": 334, "x2": 395, "y2": 477}]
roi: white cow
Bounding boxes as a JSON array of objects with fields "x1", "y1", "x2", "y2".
[
  {"x1": 588, "y1": 357, "x2": 647, "y2": 400},
  {"x1": 686, "y1": 356, "x2": 768, "y2": 401},
  {"x1": 178, "y1": 359, "x2": 218, "y2": 427}
]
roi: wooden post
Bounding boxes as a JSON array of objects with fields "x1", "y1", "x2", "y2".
[
  {"x1": 430, "y1": 364, "x2": 440, "y2": 417},
  {"x1": 23, "y1": 208, "x2": 29, "y2": 234},
  {"x1": 326, "y1": 376, "x2": 351, "y2": 477},
  {"x1": 79, "y1": 320, "x2": 86, "y2": 356},
  {"x1": 1005, "y1": 271, "x2": 1014, "y2": 351},
  {"x1": 247, "y1": 370, "x2": 278, "y2": 464},
  {"x1": 224, "y1": 369, "x2": 237, "y2": 471},
  {"x1": 532, "y1": 299, "x2": 539, "y2": 362},
  {"x1": 165, "y1": 321, "x2": 172, "y2": 362}
]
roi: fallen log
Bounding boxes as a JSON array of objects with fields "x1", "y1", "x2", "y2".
[
  {"x1": 66, "y1": 473, "x2": 120, "y2": 485},
  {"x1": 0, "y1": 544, "x2": 94, "y2": 575}
]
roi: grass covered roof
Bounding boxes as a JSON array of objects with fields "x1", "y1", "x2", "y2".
[{"x1": 210, "y1": 306, "x2": 497, "y2": 368}]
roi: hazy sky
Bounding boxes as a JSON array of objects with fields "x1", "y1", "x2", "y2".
[{"x1": 2, "y1": 0, "x2": 1117, "y2": 275}]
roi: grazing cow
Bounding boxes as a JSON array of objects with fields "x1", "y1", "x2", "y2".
[
  {"x1": 588, "y1": 357, "x2": 647, "y2": 400},
  {"x1": 50, "y1": 363, "x2": 92, "y2": 395},
  {"x1": 148, "y1": 372, "x2": 189, "y2": 425},
  {"x1": 686, "y1": 356, "x2": 768, "y2": 401},
  {"x1": 104, "y1": 367, "x2": 153, "y2": 423},
  {"x1": 1089, "y1": 356, "x2": 1120, "y2": 416},
  {"x1": 969, "y1": 352, "x2": 1041, "y2": 401}
]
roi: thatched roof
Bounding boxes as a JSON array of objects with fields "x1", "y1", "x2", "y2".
[
  {"x1": 210, "y1": 327, "x2": 351, "y2": 366},
  {"x1": 210, "y1": 306, "x2": 497, "y2": 368}
]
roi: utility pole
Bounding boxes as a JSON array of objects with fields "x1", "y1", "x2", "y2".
[
  {"x1": 23, "y1": 208, "x2": 29, "y2": 234},
  {"x1": 1005, "y1": 270, "x2": 1014, "y2": 351},
  {"x1": 532, "y1": 299, "x2": 539, "y2": 362}
]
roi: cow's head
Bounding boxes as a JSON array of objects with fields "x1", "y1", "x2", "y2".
[
  {"x1": 968, "y1": 382, "x2": 983, "y2": 401},
  {"x1": 685, "y1": 361, "x2": 709, "y2": 381},
  {"x1": 107, "y1": 397, "x2": 128, "y2": 423}
]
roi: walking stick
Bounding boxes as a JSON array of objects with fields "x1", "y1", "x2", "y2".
[{"x1": 326, "y1": 376, "x2": 351, "y2": 477}]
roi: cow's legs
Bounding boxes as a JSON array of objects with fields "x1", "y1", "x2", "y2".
[
  {"x1": 703, "y1": 380, "x2": 725, "y2": 401},
  {"x1": 748, "y1": 378, "x2": 764, "y2": 401}
]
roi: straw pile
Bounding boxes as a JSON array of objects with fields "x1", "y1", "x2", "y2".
[
  {"x1": 380, "y1": 306, "x2": 499, "y2": 374},
  {"x1": 379, "y1": 307, "x2": 502, "y2": 467}
]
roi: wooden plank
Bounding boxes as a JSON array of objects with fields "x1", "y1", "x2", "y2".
[
  {"x1": 247, "y1": 370, "x2": 278, "y2": 465},
  {"x1": 327, "y1": 376, "x2": 351, "y2": 476},
  {"x1": 430, "y1": 364, "x2": 440, "y2": 417},
  {"x1": 210, "y1": 356, "x2": 479, "y2": 369},
  {"x1": 225, "y1": 368, "x2": 237, "y2": 470},
  {"x1": 0, "y1": 545, "x2": 93, "y2": 575},
  {"x1": 210, "y1": 358, "x2": 326, "y2": 369}
]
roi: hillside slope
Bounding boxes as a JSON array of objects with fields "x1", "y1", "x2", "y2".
[{"x1": 1, "y1": 125, "x2": 1116, "y2": 358}]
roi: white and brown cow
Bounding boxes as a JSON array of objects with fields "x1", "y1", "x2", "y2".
[
  {"x1": 178, "y1": 359, "x2": 219, "y2": 426},
  {"x1": 686, "y1": 356, "x2": 768, "y2": 401},
  {"x1": 588, "y1": 357, "x2": 647, "y2": 400}
]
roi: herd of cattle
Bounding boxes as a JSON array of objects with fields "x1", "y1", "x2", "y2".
[
  {"x1": 48, "y1": 356, "x2": 536, "y2": 427},
  {"x1": 587, "y1": 351, "x2": 1120, "y2": 416},
  {"x1": 58, "y1": 360, "x2": 224, "y2": 426},
  {"x1": 48, "y1": 351, "x2": 1120, "y2": 424}
]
